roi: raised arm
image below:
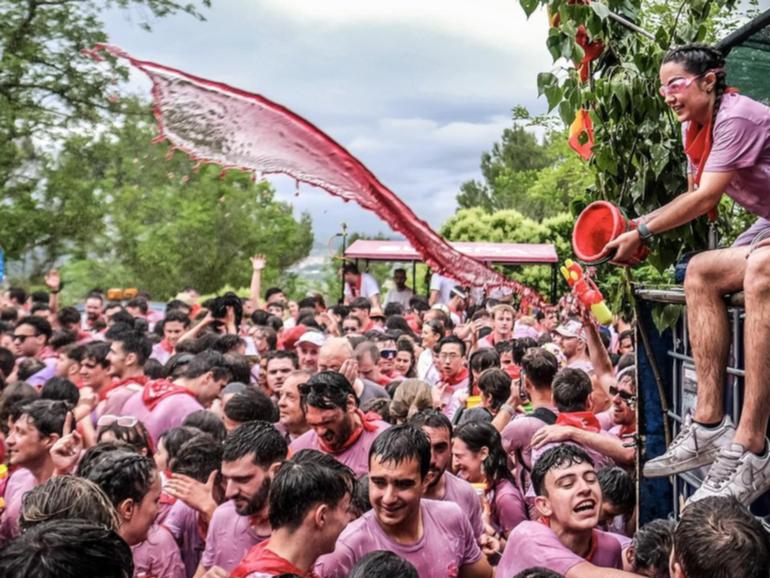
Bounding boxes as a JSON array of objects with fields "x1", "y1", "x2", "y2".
[{"x1": 249, "y1": 254, "x2": 266, "y2": 310}]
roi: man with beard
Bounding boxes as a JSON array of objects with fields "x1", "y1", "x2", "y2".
[
  {"x1": 12, "y1": 316, "x2": 57, "y2": 387},
  {"x1": 315, "y1": 425, "x2": 491, "y2": 578},
  {"x1": 410, "y1": 410, "x2": 483, "y2": 538},
  {"x1": 497, "y1": 445, "x2": 635, "y2": 578},
  {"x1": 290, "y1": 371, "x2": 389, "y2": 477},
  {"x1": 554, "y1": 320, "x2": 593, "y2": 373},
  {"x1": 194, "y1": 422, "x2": 288, "y2": 577},
  {"x1": 83, "y1": 292, "x2": 105, "y2": 332}
]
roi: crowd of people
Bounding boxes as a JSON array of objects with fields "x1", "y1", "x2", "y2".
[{"x1": 0, "y1": 254, "x2": 765, "y2": 578}]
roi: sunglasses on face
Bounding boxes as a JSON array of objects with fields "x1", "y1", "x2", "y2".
[
  {"x1": 379, "y1": 349, "x2": 397, "y2": 360},
  {"x1": 609, "y1": 385, "x2": 635, "y2": 403},
  {"x1": 658, "y1": 68, "x2": 722, "y2": 98},
  {"x1": 12, "y1": 334, "x2": 38, "y2": 342}
]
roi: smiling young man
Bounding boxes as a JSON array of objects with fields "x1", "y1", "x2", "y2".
[
  {"x1": 497, "y1": 445, "x2": 636, "y2": 578},
  {"x1": 290, "y1": 371, "x2": 389, "y2": 477},
  {"x1": 231, "y1": 450, "x2": 356, "y2": 578},
  {"x1": 315, "y1": 424, "x2": 492, "y2": 578},
  {"x1": 100, "y1": 330, "x2": 152, "y2": 417},
  {"x1": 194, "y1": 421, "x2": 288, "y2": 577},
  {"x1": 409, "y1": 410, "x2": 484, "y2": 539},
  {"x1": 477, "y1": 304, "x2": 515, "y2": 349}
]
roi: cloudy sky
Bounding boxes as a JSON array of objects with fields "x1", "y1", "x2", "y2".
[{"x1": 101, "y1": 1, "x2": 554, "y2": 246}]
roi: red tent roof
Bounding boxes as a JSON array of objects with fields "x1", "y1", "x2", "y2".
[{"x1": 345, "y1": 240, "x2": 558, "y2": 264}]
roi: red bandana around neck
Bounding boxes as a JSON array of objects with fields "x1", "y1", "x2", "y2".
[
  {"x1": 232, "y1": 541, "x2": 316, "y2": 578},
  {"x1": 556, "y1": 411, "x2": 601, "y2": 433},
  {"x1": 100, "y1": 374, "x2": 150, "y2": 401},
  {"x1": 440, "y1": 367, "x2": 469, "y2": 387},
  {"x1": 317, "y1": 409, "x2": 379, "y2": 455},
  {"x1": 141, "y1": 378, "x2": 195, "y2": 411}
]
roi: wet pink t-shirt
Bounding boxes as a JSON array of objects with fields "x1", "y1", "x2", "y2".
[
  {"x1": 497, "y1": 520, "x2": 623, "y2": 576},
  {"x1": 132, "y1": 523, "x2": 186, "y2": 578},
  {"x1": 0, "y1": 468, "x2": 37, "y2": 546},
  {"x1": 488, "y1": 479, "x2": 528, "y2": 536},
  {"x1": 436, "y1": 472, "x2": 484, "y2": 538},
  {"x1": 289, "y1": 421, "x2": 389, "y2": 477},
  {"x1": 163, "y1": 499, "x2": 204, "y2": 578},
  {"x1": 502, "y1": 409, "x2": 559, "y2": 473},
  {"x1": 200, "y1": 500, "x2": 269, "y2": 573},
  {"x1": 701, "y1": 93, "x2": 770, "y2": 218},
  {"x1": 121, "y1": 390, "x2": 204, "y2": 444},
  {"x1": 315, "y1": 500, "x2": 481, "y2": 578}
]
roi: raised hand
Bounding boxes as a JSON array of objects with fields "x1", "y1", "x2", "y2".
[
  {"x1": 50, "y1": 412, "x2": 83, "y2": 475},
  {"x1": 250, "y1": 254, "x2": 266, "y2": 271},
  {"x1": 165, "y1": 470, "x2": 218, "y2": 522},
  {"x1": 44, "y1": 269, "x2": 61, "y2": 292}
]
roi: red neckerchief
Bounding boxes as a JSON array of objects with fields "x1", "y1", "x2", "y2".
[
  {"x1": 556, "y1": 411, "x2": 601, "y2": 433},
  {"x1": 538, "y1": 516, "x2": 598, "y2": 562},
  {"x1": 159, "y1": 338, "x2": 174, "y2": 354},
  {"x1": 99, "y1": 375, "x2": 150, "y2": 401},
  {"x1": 618, "y1": 422, "x2": 636, "y2": 437},
  {"x1": 348, "y1": 274, "x2": 362, "y2": 298},
  {"x1": 141, "y1": 379, "x2": 195, "y2": 411},
  {"x1": 231, "y1": 541, "x2": 317, "y2": 578},
  {"x1": 685, "y1": 88, "x2": 739, "y2": 219},
  {"x1": 440, "y1": 367, "x2": 469, "y2": 387},
  {"x1": 159, "y1": 490, "x2": 176, "y2": 507},
  {"x1": 317, "y1": 410, "x2": 378, "y2": 455},
  {"x1": 505, "y1": 364, "x2": 521, "y2": 381}
]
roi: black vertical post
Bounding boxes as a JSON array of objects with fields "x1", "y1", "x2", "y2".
[{"x1": 339, "y1": 223, "x2": 348, "y2": 305}]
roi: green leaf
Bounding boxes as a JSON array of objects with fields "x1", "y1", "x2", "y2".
[
  {"x1": 519, "y1": 0, "x2": 541, "y2": 18},
  {"x1": 545, "y1": 86, "x2": 564, "y2": 112},
  {"x1": 590, "y1": 1, "x2": 610, "y2": 20},
  {"x1": 651, "y1": 304, "x2": 683, "y2": 334},
  {"x1": 537, "y1": 72, "x2": 558, "y2": 96}
]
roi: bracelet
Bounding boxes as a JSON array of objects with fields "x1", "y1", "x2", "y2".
[
  {"x1": 637, "y1": 222, "x2": 654, "y2": 242},
  {"x1": 50, "y1": 290, "x2": 60, "y2": 294},
  {"x1": 500, "y1": 403, "x2": 515, "y2": 415}
]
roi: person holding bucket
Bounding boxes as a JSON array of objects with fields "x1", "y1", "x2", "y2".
[{"x1": 605, "y1": 43, "x2": 770, "y2": 506}]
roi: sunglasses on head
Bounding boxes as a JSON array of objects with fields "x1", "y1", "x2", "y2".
[
  {"x1": 609, "y1": 385, "x2": 635, "y2": 403},
  {"x1": 379, "y1": 349, "x2": 397, "y2": 360},
  {"x1": 97, "y1": 415, "x2": 139, "y2": 429}
]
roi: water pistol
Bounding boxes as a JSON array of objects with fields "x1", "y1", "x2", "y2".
[{"x1": 560, "y1": 259, "x2": 613, "y2": 325}]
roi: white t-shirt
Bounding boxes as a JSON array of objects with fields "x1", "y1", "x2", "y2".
[
  {"x1": 384, "y1": 287, "x2": 413, "y2": 308},
  {"x1": 430, "y1": 274, "x2": 457, "y2": 305},
  {"x1": 344, "y1": 273, "x2": 380, "y2": 300}
]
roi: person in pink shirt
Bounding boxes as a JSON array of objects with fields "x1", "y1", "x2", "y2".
[
  {"x1": 497, "y1": 444, "x2": 635, "y2": 578},
  {"x1": 12, "y1": 316, "x2": 57, "y2": 388},
  {"x1": 277, "y1": 370, "x2": 311, "y2": 442},
  {"x1": 194, "y1": 421, "x2": 288, "y2": 577},
  {"x1": 409, "y1": 410, "x2": 484, "y2": 539},
  {"x1": 433, "y1": 336, "x2": 470, "y2": 420},
  {"x1": 101, "y1": 330, "x2": 153, "y2": 417},
  {"x1": 0, "y1": 399, "x2": 69, "y2": 546},
  {"x1": 231, "y1": 449, "x2": 356, "y2": 578},
  {"x1": 121, "y1": 350, "x2": 232, "y2": 444},
  {"x1": 152, "y1": 311, "x2": 191, "y2": 366},
  {"x1": 315, "y1": 424, "x2": 492, "y2": 578},
  {"x1": 452, "y1": 421, "x2": 527, "y2": 541},
  {"x1": 476, "y1": 304, "x2": 514, "y2": 349},
  {"x1": 290, "y1": 371, "x2": 389, "y2": 477}
]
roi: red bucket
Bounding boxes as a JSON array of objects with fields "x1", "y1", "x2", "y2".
[{"x1": 572, "y1": 201, "x2": 647, "y2": 265}]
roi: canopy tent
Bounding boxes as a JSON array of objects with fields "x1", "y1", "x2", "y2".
[
  {"x1": 719, "y1": 8, "x2": 770, "y2": 104},
  {"x1": 344, "y1": 239, "x2": 560, "y2": 302}
]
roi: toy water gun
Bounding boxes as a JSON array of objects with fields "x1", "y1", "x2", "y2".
[{"x1": 560, "y1": 259, "x2": 613, "y2": 325}]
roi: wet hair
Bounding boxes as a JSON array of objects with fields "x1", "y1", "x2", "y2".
[
  {"x1": 15, "y1": 316, "x2": 52, "y2": 342},
  {"x1": 531, "y1": 444, "x2": 594, "y2": 496},
  {"x1": 477, "y1": 368, "x2": 511, "y2": 412},
  {"x1": 213, "y1": 334, "x2": 246, "y2": 355},
  {"x1": 453, "y1": 420, "x2": 514, "y2": 487},
  {"x1": 126, "y1": 297, "x2": 148, "y2": 315},
  {"x1": 512, "y1": 569, "x2": 563, "y2": 578},
  {"x1": 632, "y1": 518, "x2": 675, "y2": 578},
  {"x1": 143, "y1": 358, "x2": 164, "y2": 379},
  {"x1": 83, "y1": 341, "x2": 111, "y2": 368},
  {"x1": 0, "y1": 347, "x2": 14, "y2": 382},
  {"x1": 597, "y1": 465, "x2": 635, "y2": 516},
  {"x1": 0, "y1": 518, "x2": 134, "y2": 578},
  {"x1": 56, "y1": 306, "x2": 81, "y2": 328},
  {"x1": 674, "y1": 496, "x2": 770, "y2": 578},
  {"x1": 521, "y1": 348, "x2": 559, "y2": 390},
  {"x1": 83, "y1": 450, "x2": 157, "y2": 507},
  {"x1": 437, "y1": 335, "x2": 466, "y2": 357},
  {"x1": 224, "y1": 388, "x2": 278, "y2": 424},
  {"x1": 183, "y1": 410, "x2": 227, "y2": 442},
  {"x1": 368, "y1": 424, "x2": 430, "y2": 479},
  {"x1": 20, "y1": 476, "x2": 119, "y2": 532},
  {"x1": 160, "y1": 426, "x2": 205, "y2": 462},
  {"x1": 18, "y1": 399, "x2": 70, "y2": 438},
  {"x1": 265, "y1": 349, "x2": 299, "y2": 370},
  {"x1": 162, "y1": 309, "x2": 191, "y2": 329},
  {"x1": 347, "y1": 551, "x2": 419, "y2": 578},
  {"x1": 163, "y1": 352, "x2": 195, "y2": 379},
  {"x1": 300, "y1": 370, "x2": 358, "y2": 411},
  {"x1": 222, "y1": 421, "x2": 288, "y2": 469},
  {"x1": 0, "y1": 383, "x2": 38, "y2": 433},
  {"x1": 469, "y1": 348, "x2": 501, "y2": 375},
  {"x1": 40, "y1": 378, "x2": 79, "y2": 406},
  {"x1": 662, "y1": 44, "x2": 727, "y2": 121},
  {"x1": 361, "y1": 397, "x2": 391, "y2": 423},
  {"x1": 17, "y1": 358, "x2": 45, "y2": 382},
  {"x1": 268, "y1": 449, "x2": 355, "y2": 531},
  {"x1": 182, "y1": 350, "x2": 232, "y2": 383},
  {"x1": 409, "y1": 408, "x2": 453, "y2": 436},
  {"x1": 351, "y1": 474, "x2": 371, "y2": 516},
  {"x1": 383, "y1": 303, "x2": 404, "y2": 317},
  {"x1": 253, "y1": 325, "x2": 278, "y2": 350},
  {"x1": 264, "y1": 287, "x2": 284, "y2": 302},
  {"x1": 59, "y1": 343, "x2": 86, "y2": 364},
  {"x1": 7, "y1": 287, "x2": 27, "y2": 305},
  {"x1": 97, "y1": 419, "x2": 153, "y2": 457},
  {"x1": 394, "y1": 339, "x2": 416, "y2": 377},
  {"x1": 110, "y1": 330, "x2": 152, "y2": 366},
  {"x1": 384, "y1": 315, "x2": 414, "y2": 337},
  {"x1": 552, "y1": 367, "x2": 592, "y2": 412},
  {"x1": 75, "y1": 441, "x2": 135, "y2": 478},
  {"x1": 170, "y1": 433, "x2": 222, "y2": 483}
]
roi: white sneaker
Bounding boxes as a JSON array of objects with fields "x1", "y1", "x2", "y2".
[
  {"x1": 688, "y1": 441, "x2": 770, "y2": 507},
  {"x1": 643, "y1": 415, "x2": 735, "y2": 478}
]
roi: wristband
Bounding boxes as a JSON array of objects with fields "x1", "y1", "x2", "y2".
[
  {"x1": 637, "y1": 222, "x2": 654, "y2": 242},
  {"x1": 500, "y1": 403, "x2": 515, "y2": 415},
  {"x1": 50, "y1": 290, "x2": 60, "y2": 294}
]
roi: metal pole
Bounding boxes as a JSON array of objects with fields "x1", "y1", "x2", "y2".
[
  {"x1": 412, "y1": 260, "x2": 417, "y2": 298},
  {"x1": 605, "y1": 9, "x2": 655, "y2": 40},
  {"x1": 339, "y1": 223, "x2": 348, "y2": 305}
]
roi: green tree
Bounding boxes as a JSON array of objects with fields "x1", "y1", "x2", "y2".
[
  {"x1": 0, "y1": 0, "x2": 210, "y2": 267},
  {"x1": 50, "y1": 107, "x2": 313, "y2": 300}
]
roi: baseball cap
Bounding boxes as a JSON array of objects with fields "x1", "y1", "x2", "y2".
[
  {"x1": 554, "y1": 319, "x2": 585, "y2": 340},
  {"x1": 296, "y1": 331, "x2": 326, "y2": 348}
]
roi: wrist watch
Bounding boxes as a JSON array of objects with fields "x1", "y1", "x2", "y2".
[{"x1": 637, "y1": 222, "x2": 654, "y2": 242}]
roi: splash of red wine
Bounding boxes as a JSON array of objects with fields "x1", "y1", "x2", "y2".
[{"x1": 88, "y1": 44, "x2": 544, "y2": 303}]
